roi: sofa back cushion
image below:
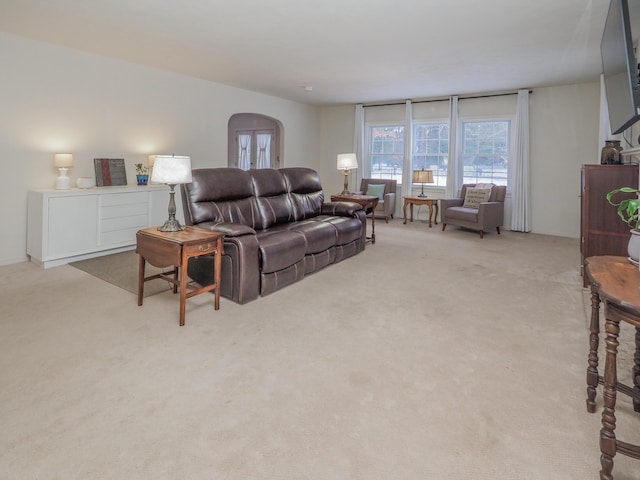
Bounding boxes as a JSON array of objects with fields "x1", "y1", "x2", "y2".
[
  {"x1": 250, "y1": 169, "x2": 294, "y2": 229},
  {"x1": 182, "y1": 168, "x2": 259, "y2": 228},
  {"x1": 280, "y1": 167, "x2": 324, "y2": 221}
]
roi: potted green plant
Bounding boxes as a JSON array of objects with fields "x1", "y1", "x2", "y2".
[
  {"x1": 135, "y1": 163, "x2": 149, "y2": 185},
  {"x1": 606, "y1": 186, "x2": 640, "y2": 264}
]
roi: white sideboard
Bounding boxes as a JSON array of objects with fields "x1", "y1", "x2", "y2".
[{"x1": 27, "y1": 185, "x2": 183, "y2": 268}]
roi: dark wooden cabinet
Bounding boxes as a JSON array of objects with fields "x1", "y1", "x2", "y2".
[{"x1": 581, "y1": 164, "x2": 639, "y2": 286}]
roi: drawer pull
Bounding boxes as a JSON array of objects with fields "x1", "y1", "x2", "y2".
[{"x1": 198, "y1": 243, "x2": 213, "y2": 252}]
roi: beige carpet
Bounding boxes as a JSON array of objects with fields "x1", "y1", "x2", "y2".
[
  {"x1": 1, "y1": 220, "x2": 639, "y2": 479},
  {"x1": 70, "y1": 250, "x2": 176, "y2": 298}
]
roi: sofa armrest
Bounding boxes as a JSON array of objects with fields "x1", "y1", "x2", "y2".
[
  {"x1": 478, "y1": 202, "x2": 504, "y2": 228},
  {"x1": 321, "y1": 201, "x2": 364, "y2": 217},
  {"x1": 440, "y1": 198, "x2": 464, "y2": 210},
  {"x1": 193, "y1": 222, "x2": 256, "y2": 237},
  {"x1": 383, "y1": 192, "x2": 396, "y2": 213}
]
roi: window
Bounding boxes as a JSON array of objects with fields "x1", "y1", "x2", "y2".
[
  {"x1": 412, "y1": 122, "x2": 449, "y2": 187},
  {"x1": 228, "y1": 114, "x2": 282, "y2": 169},
  {"x1": 461, "y1": 120, "x2": 510, "y2": 186},
  {"x1": 369, "y1": 125, "x2": 404, "y2": 183}
]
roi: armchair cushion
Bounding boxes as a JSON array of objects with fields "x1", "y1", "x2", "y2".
[
  {"x1": 365, "y1": 183, "x2": 386, "y2": 200},
  {"x1": 462, "y1": 187, "x2": 492, "y2": 209}
]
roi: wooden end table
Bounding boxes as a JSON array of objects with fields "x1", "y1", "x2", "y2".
[
  {"x1": 403, "y1": 196, "x2": 439, "y2": 227},
  {"x1": 136, "y1": 226, "x2": 224, "y2": 326},
  {"x1": 584, "y1": 255, "x2": 640, "y2": 479},
  {"x1": 330, "y1": 193, "x2": 379, "y2": 244}
]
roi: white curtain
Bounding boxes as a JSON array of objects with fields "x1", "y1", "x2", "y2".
[
  {"x1": 257, "y1": 133, "x2": 271, "y2": 169},
  {"x1": 402, "y1": 100, "x2": 413, "y2": 200},
  {"x1": 238, "y1": 134, "x2": 251, "y2": 170},
  {"x1": 354, "y1": 104, "x2": 365, "y2": 188},
  {"x1": 445, "y1": 96, "x2": 459, "y2": 197},
  {"x1": 510, "y1": 89, "x2": 531, "y2": 232}
]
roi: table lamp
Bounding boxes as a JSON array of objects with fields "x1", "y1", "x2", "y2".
[
  {"x1": 412, "y1": 169, "x2": 434, "y2": 197},
  {"x1": 337, "y1": 153, "x2": 358, "y2": 195},
  {"x1": 151, "y1": 155, "x2": 192, "y2": 232},
  {"x1": 53, "y1": 153, "x2": 74, "y2": 190}
]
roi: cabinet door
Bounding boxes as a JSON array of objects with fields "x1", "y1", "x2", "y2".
[{"x1": 48, "y1": 195, "x2": 98, "y2": 258}]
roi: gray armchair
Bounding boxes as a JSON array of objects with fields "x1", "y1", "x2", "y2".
[
  {"x1": 441, "y1": 183, "x2": 506, "y2": 238},
  {"x1": 356, "y1": 178, "x2": 397, "y2": 223}
]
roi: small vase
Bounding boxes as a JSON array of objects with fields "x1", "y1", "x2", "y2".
[
  {"x1": 628, "y1": 229, "x2": 640, "y2": 266},
  {"x1": 601, "y1": 140, "x2": 623, "y2": 165},
  {"x1": 136, "y1": 174, "x2": 149, "y2": 186}
]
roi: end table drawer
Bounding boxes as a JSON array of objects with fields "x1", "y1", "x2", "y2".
[{"x1": 184, "y1": 241, "x2": 218, "y2": 256}]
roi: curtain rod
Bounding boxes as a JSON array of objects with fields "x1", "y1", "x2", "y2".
[{"x1": 362, "y1": 90, "x2": 532, "y2": 108}]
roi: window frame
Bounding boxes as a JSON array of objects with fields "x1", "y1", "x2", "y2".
[
  {"x1": 364, "y1": 121, "x2": 405, "y2": 185},
  {"x1": 458, "y1": 115, "x2": 514, "y2": 188}
]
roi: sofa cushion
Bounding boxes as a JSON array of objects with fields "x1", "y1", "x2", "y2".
[
  {"x1": 462, "y1": 187, "x2": 491, "y2": 209},
  {"x1": 250, "y1": 169, "x2": 294, "y2": 229},
  {"x1": 280, "y1": 167, "x2": 324, "y2": 220},
  {"x1": 289, "y1": 219, "x2": 338, "y2": 254},
  {"x1": 256, "y1": 230, "x2": 306, "y2": 274},
  {"x1": 445, "y1": 206, "x2": 479, "y2": 222},
  {"x1": 366, "y1": 183, "x2": 386, "y2": 200},
  {"x1": 317, "y1": 216, "x2": 363, "y2": 245}
]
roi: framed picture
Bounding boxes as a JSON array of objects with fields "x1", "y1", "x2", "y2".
[{"x1": 94, "y1": 158, "x2": 127, "y2": 187}]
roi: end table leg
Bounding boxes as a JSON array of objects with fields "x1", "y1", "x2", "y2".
[
  {"x1": 634, "y1": 326, "x2": 640, "y2": 412},
  {"x1": 403, "y1": 201, "x2": 408, "y2": 224},
  {"x1": 179, "y1": 264, "x2": 187, "y2": 326},
  {"x1": 434, "y1": 202, "x2": 439, "y2": 225},
  {"x1": 599, "y1": 316, "x2": 619, "y2": 480},
  {"x1": 214, "y1": 238, "x2": 222, "y2": 310},
  {"x1": 587, "y1": 286, "x2": 600, "y2": 413},
  {"x1": 137, "y1": 255, "x2": 145, "y2": 306},
  {"x1": 428, "y1": 203, "x2": 433, "y2": 227}
]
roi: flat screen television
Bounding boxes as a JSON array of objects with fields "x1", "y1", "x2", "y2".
[{"x1": 601, "y1": 0, "x2": 640, "y2": 134}]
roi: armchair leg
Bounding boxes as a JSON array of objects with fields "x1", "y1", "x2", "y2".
[
  {"x1": 479, "y1": 230, "x2": 484, "y2": 239},
  {"x1": 442, "y1": 223, "x2": 447, "y2": 231},
  {"x1": 496, "y1": 227, "x2": 501, "y2": 235},
  {"x1": 385, "y1": 216, "x2": 389, "y2": 224}
]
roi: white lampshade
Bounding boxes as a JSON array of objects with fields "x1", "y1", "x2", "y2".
[
  {"x1": 53, "y1": 153, "x2": 74, "y2": 168},
  {"x1": 150, "y1": 155, "x2": 192, "y2": 185},
  {"x1": 337, "y1": 153, "x2": 358, "y2": 170}
]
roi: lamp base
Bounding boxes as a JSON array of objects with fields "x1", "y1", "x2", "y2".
[
  {"x1": 157, "y1": 185, "x2": 184, "y2": 232},
  {"x1": 341, "y1": 170, "x2": 351, "y2": 195},
  {"x1": 55, "y1": 168, "x2": 71, "y2": 190},
  {"x1": 417, "y1": 193, "x2": 427, "y2": 197},
  {"x1": 158, "y1": 217, "x2": 185, "y2": 232}
]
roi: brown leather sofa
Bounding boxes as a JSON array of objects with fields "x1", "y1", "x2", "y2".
[{"x1": 181, "y1": 167, "x2": 367, "y2": 304}]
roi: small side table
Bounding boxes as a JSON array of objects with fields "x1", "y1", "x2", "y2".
[
  {"x1": 330, "y1": 194, "x2": 379, "y2": 244},
  {"x1": 136, "y1": 226, "x2": 224, "y2": 326},
  {"x1": 403, "y1": 196, "x2": 439, "y2": 227},
  {"x1": 584, "y1": 256, "x2": 640, "y2": 479}
]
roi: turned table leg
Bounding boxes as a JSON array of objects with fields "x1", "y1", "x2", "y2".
[
  {"x1": 587, "y1": 285, "x2": 601, "y2": 413},
  {"x1": 634, "y1": 326, "x2": 640, "y2": 413},
  {"x1": 599, "y1": 313, "x2": 620, "y2": 480}
]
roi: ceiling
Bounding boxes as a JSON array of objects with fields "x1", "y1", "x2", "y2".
[{"x1": 0, "y1": 0, "x2": 613, "y2": 106}]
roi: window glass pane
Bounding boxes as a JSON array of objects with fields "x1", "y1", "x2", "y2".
[
  {"x1": 412, "y1": 122, "x2": 448, "y2": 187},
  {"x1": 369, "y1": 125, "x2": 404, "y2": 183},
  {"x1": 461, "y1": 120, "x2": 509, "y2": 186}
]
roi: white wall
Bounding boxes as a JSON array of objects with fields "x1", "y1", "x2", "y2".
[
  {"x1": 319, "y1": 82, "x2": 601, "y2": 238},
  {"x1": 0, "y1": 33, "x2": 320, "y2": 265}
]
